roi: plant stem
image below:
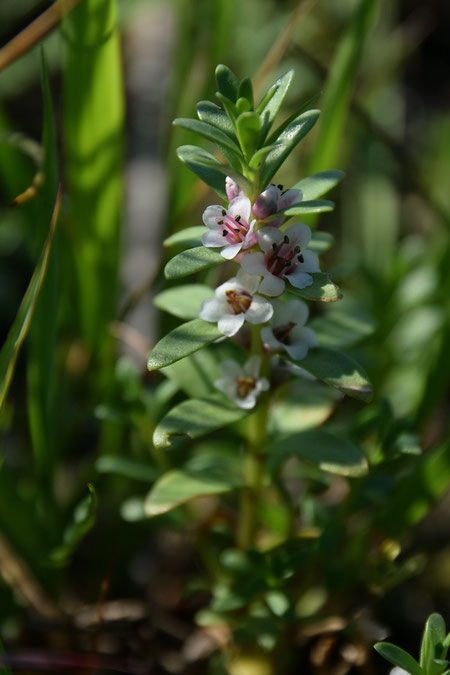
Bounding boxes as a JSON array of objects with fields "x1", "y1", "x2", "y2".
[{"x1": 237, "y1": 327, "x2": 269, "y2": 549}]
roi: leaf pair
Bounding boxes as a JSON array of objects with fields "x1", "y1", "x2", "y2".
[{"x1": 375, "y1": 614, "x2": 450, "y2": 675}]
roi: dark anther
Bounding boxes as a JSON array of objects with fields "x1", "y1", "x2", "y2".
[
  {"x1": 277, "y1": 184, "x2": 283, "y2": 190},
  {"x1": 297, "y1": 254, "x2": 304, "y2": 263},
  {"x1": 217, "y1": 219, "x2": 223, "y2": 225},
  {"x1": 234, "y1": 228, "x2": 240, "y2": 233},
  {"x1": 284, "y1": 260, "x2": 292, "y2": 267},
  {"x1": 283, "y1": 235, "x2": 289, "y2": 244},
  {"x1": 294, "y1": 245, "x2": 301, "y2": 253},
  {"x1": 235, "y1": 215, "x2": 241, "y2": 222},
  {"x1": 272, "y1": 243, "x2": 278, "y2": 251},
  {"x1": 222, "y1": 230, "x2": 228, "y2": 236},
  {"x1": 222, "y1": 209, "x2": 227, "y2": 216}
]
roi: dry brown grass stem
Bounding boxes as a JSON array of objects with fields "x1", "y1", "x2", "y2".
[{"x1": 0, "y1": 0, "x2": 84, "y2": 72}]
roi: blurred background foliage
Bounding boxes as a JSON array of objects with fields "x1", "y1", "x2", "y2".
[{"x1": 0, "y1": 0, "x2": 448, "y2": 673}]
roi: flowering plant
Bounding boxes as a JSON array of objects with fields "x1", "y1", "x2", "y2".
[{"x1": 146, "y1": 64, "x2": 375, "y2": 670}]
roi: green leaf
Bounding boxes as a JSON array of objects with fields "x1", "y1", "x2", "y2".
[
  {"x1": 375, "y1": 442, "x2": 450, "y2": 537},
  {"x1": 289, "y1": 347, "x2": 373, "y2": 402},
  {"x1": 270, "y1": 201, "x2": 335, "y2": 222},
  {"x1": 154, "y1": 284, "x2": 214, "y2": 320},
  {"x1": 249, "y1": 144, "x2": 279, "y2": 171},
  {"x1": 257, "y1": 70, "x2": 294, "y2": 143},
  {"x1": 163, "y1": 226, "x2": 206, "y2": 248},
  {"x1": 49, "y1": 485, "x2": 97, "y2": 566},
  {"x1": 153, "y1": 396, "x2": 248, "y2": 449},
  {"x1": 216, "y1": 92, "x2": 238, "y2": 124},
  {"x1": 162, "y1": 349, "x2": 218, "y2": 398},
  {"x1": 292, "y1": 170, "x2": 345, "y2": 200},
  {"x1": 145, "y1": 450, "x2": 243, "y2": 515},
  {"x1": 285, "y1": 273, "x2": 343, "y2": 303},
  {"x1": 95, "y1": 456, "x2": 158, "y2": 483},
  {"x1": 374, "y1": 642, "x2": 424, "y2": 675},
  {"x1": 238, "y1": 77, "x2": 254, "y2": 107},
  {"x1": 273, "y1": 199, "x2": 335, "y2": 218},
  {"x1": 164, "y1": 246, "x2": 224, "y2": 279},
  {"x1": 267, "y1": 429, "x2": 368, "y2": 477},
  {"x1": 236, "y1": 111, "x2": 261, "y2": 161},
  {"x1": 177, "y1": 145, "x2": 252, "y2": 196},
  {"x1": 421, "y1": 614, "x2": 447, "y2": 671},
  {"x1": 310, "y1": 296, "x2": 375, "y2": 347},
  {"x1": 216, "y1": 64, "x2": 240, "y2": 102},
  {"x1": 236, "y1": 97, "x2": 252, "y2": 114},
  {"x1": 197, "y1": 100, "x2": 236, "y2": 137},
  {"x1": 173, "y1": 118, "x2": 242, "y2": 155},
  {"x1": 147, "y1": 319, "x2": 222, "y2": 371},
  {"x1": 309, "y1": 232, "x2": 335, "y2": 255},
  {"x1": 0, "y1": 187, "x2": 61, "y2": 410},
  {"x1": 259, "y1": 109, "x2": 320, "y2": 188},
  {"x1": 270, "y1": 384, "x2": 340, "y2": 435}
]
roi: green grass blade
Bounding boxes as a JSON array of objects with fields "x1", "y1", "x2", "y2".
[
  {"x1": 0, "y1": 188, "x2": 61, "y2": 411},
  {"x1": 62, "y1": 0, "x2": 124, "y2": 351},
  {"x1": 308, "y1": 0, "x2": 378, "y2": 175},
  {"x1": 26, "y1": 50, "x2": 60, "y2": 494}
]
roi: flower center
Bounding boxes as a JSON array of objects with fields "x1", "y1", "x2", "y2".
[
  {"x1": 217, "y1": 209, "x2": 249, "y2": 244},
  {"x1": 235, "y1": 376, "x2": 256, "y2": 399},
  {"x1": 225, "y1": 289, "x2": 252, "y2": 315},
  {"x1": 273, "y1": 322, "x2": 296, "y2": 345},
  {"x1": 264, "y1": 235, "x2": 304, "y2": 277}
]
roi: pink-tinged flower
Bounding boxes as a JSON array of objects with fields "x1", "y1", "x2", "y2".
[
  {"x1": 225, "y1": 176, "x2": 244, "y2": 202},
  {"x1": 241, "y1": 223, "x2": 320, "y2": 297},
  {"x1": 262, "y1": 298, "x2": 318, "y2": 360},
  {"x1": 214, "y1": 355, "x2": 269, "y2": 409},
  {"x1": 199, "y1": 270, "x2": 273, "y2": 337},
  {"x1": 202, "y1": 195, "x2": 257, "y2": 260},
  {"x1": 252, "y1": 183, "x2": 302, "y2": 227}
]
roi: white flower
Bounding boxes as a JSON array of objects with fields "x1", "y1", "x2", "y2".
[
  {"x1": 252, "y1": 183, "x2": 302, "y2": 227},
  {"x1": 214, "y1": 355, "x2": 269, "y2": 409},
  {"x1": 199, "y1": 270, "x2": 273, "y2": 337},
  {"x1": 262, "y1": 298, "x2": 318, "y2": 360},
  {"x1": 389, "y1": 669, "x2": 410, "y2": 675},
  {"x1": 202, "y1": 195, "x2": 257, "y2": 260},
  {"x1": 241, "y1": 222, "x2": 320, "y2": 296}
]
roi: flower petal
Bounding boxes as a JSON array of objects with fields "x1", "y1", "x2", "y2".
[
  {"x1": 221, "y1": 242, "x2": 243, "y2": 259},
  {"x1": 245, "y1": 295, "x2": 274, "y2": 324},
  {"x1": 218, "y1": 313, "x2": 245, "y2": 337},
  {"x1": 202, "y1": 205, "x2": 224, "y2": 227},
  {"x1": 278, "y1": 188, "x2": 302, "y2": 210},
  {"x1": 258, "y1": 274, "x2": 285, "y2": 297},
  {"x1": 257, "y1": 226, "x2": 284, "y2": 253},
  {"x1": 285, "y1": 269, "x2": 313, "y2": 290},
  {"x1": 299, "y1": 249, "x2": 320, "y2": 273},
  {"x1": 199, "y1": 298, "x2": 227, "y2": 322},
  {"x1": 241, "y1": 252, "x2": 267, "y2": 276},
  {"x1": 285, "y1": 222, "x2": 311, "y2": 249},
  {"x1": 261, "y1": 325, "x2": 280, "y2": 350},
  {"x1": 244, "y1": 355, "x2": 262, "y2": 379},
  {"x1": 252, "y1": 185, "x2": 279, "y2": 220},
  {"x1": 202, "y1": 230, "x2": 227, "y2": 247},
  {"x1": 285, "y1": 298, "x2": 309, "y2": 326},
  {"x1": 284, "y1": 341, "x2": 309, "y2": 361},
  {"x1": 228, "y1": 195, "x2": 251, "y2": 222},
  {"x1": 236, "y1": 268, "x2": 261, "y2": 294}
]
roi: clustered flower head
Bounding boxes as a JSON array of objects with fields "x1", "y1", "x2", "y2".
[{"x1": 199, "y1": 177, "x2": 321, "y2": 409}]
